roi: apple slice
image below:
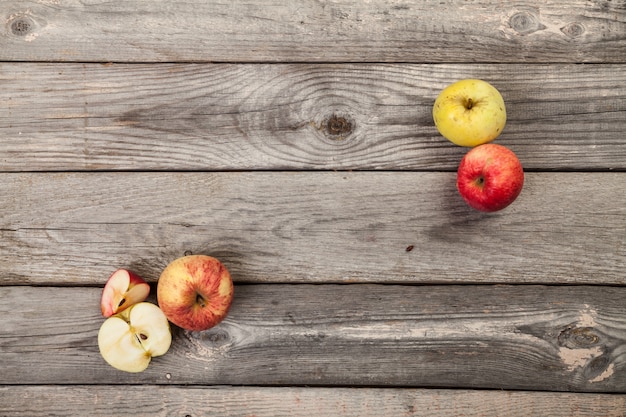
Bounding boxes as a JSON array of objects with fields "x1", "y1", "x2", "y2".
[
  {"x1": 98, "y1": 302, "x2": 172, "y2": 373},
  {"x1": 101, "y1": 269, "x2": 150, "y2": 317}
]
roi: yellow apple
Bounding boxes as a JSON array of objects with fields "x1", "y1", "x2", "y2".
[
  {"x1": 432, "y1": 79, "x2": 506, "y2": 147},
  {"x1": 98, "y1": 302, "x2": 172, "y2": 373},
  {"x1": 157, "y1": 255, "x2": 234, "y2": 332}
]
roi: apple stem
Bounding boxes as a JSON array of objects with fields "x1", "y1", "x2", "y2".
[
  {"x1": 196, "y1": 293, "x2": 206, "y2": 308},
  {"x1": 465, "y1": 98, "x2": 474, "y2": 110}
]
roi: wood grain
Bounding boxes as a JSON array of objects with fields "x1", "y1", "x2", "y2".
[
  {"x1": 1, "y1": 172, "x2": 624, "y2": 285},
  {"x1": 1, "y1": 0, "x2": 624, "y2": 409},
  {"x1": 1, "y1": 63, "x2": 625, "y2": 171},
  {"x1": 0, "y1": 386, "x2": 624, "y2": 417},
  {"x1": 1, "y1": 285, "x2": 625, "y2": 392},
  {"x1": 1, "y1": 0, "x2": 625, "y2": 63}
]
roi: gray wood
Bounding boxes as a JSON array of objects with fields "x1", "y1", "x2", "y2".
[
  {"x1": 1, "y1": 285, "x2": 624, "y2": 391},
  {"x1": 1, "y1": 1, "x2": 624, "y2": 63},
  {"x1": 1, "y1": 63, "x2": 625, "y2": 171},
  {"x1": 1, "y1": 0, "x2": 624, "y2": 410},
  {"x1": 1, "y1": 172, "x2": 624, "y2": 285},
  {"x1": 0, "y1": 386, "x2": 624, "y2": 417}
]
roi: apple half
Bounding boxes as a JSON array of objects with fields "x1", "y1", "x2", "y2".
[
  {"x1": 98, "y1": 302, "x2": 172, "y2": 373},
  {"x1": 101, "y1": 269, "x2": 151, "y2": 318}
]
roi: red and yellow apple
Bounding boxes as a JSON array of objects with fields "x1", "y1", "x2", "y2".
[
  {"x1": 433, "y1": 79, "x2": 507, "y2": 147},
  {"x1": 157, "y1": 255, "x2": 234, "y2": 332},
  {"x1": 98, "y1": 302, "x2": 172, "y2": 373},
  {"x1": 101, "y1": 269, "x2": 150, "y2": 318},
  {"x1": 456, "y1": 143, "x2": 524, "y2": 212}
]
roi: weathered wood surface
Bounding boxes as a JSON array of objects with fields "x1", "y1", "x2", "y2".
[
  {"x1": 1, "y1": 0, "x2": 625, "y2": 63},
  {"x1": 1, "y1": 386, "x2": 625, "y2": 417},
  {"x1": 1, "y1": 63, "x2": 625, "y2": 171},
  {"x1": 1, "y1": 172, "x2": 624, "y2": 285},
  {"x1": 1, "y1": 285, "x2": 625, "y2": 392},
  {"x1": 1, "y1": 0, "x2": 625, "y2": 411}
]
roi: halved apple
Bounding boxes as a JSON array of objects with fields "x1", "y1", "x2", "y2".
[
  {"x1": 98, "y1": 302, "x2": 172, "y2": 373},
  {"x1": 101, "y1": 269, "x2": 150, "y2": 317}
]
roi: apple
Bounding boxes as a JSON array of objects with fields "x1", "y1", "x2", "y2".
[
  {"x1": 456, "y1": 143, "x2": 524, "y2": 212},
  {"x1": 157, "y1": 255, "x2": 234, "y2": 332},
  {"x1": 98, "y1": 302, "x2": 172, "y2": 373},
  {"x1": 101, "y1": 269, "x2": 150, "y2": 318},
  {"x1": 433, "y1": 79, "x2": 506, "y2": 147}
]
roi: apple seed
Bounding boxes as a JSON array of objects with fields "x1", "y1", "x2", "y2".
[{"x1": 135, "y1": 333, "x2": 148, "y2": 345}]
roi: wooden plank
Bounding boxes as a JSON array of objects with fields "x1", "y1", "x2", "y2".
[
  {"x1": 1, "y1": 386, "x2": 624, "y2": 417},
  {"x1": 1, "y1": 172, "x2": 624, "y2": 285},
  {"x1": 1, "y1": 285, "x2": 625, "y2": 391},
  {"x1": 1, "y1": 63, "x2": 625, "y2": 171},
  {"x1": 1, "y1": 0, "x2": 625, "y2": 63}
]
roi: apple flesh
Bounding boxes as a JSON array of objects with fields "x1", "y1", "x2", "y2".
[
  {"x1": 157, "y1": 255, "x2": 234, "y2": 332},
  {"x1": 457, "y1": 143, "x2": 524, "y2": 212},
  {"x1": 98, "y1": 302, "x2": 172, "y2": 373},
  {"x1": 433, "y1": 79, "x2": 506, "y2": 147},
  {"x1": 101, "y1": 269, "x2": 150, "y2": 318}
]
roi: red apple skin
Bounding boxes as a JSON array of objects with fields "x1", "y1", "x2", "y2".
[
  {"x1": 456, "y1": 144, "x2": 524, "y2": 212},
  {"x1": 157, "y1": 255, "x2": 234, "y2": 332}
]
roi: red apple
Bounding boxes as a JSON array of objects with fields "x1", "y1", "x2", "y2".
[
  {"x1": 157, "y1": 255, "x2": 234, "y2": 331},
  {"x1": 101, "y1": 269, "x2": 150, "y2": 318},
  {"x1": 456, "y1": 143, "x2": 524, "y2": 212}
]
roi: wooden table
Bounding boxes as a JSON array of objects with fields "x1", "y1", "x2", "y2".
[{"x1": 1, "y1": 1, "x2": 625, "y2": 415}]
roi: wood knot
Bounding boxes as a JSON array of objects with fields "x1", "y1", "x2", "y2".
[
  {"x1": 200, "y1": 327, "x2": 232, "y2": 347},
  {"x1": 325, "y1": 114, "x2": 353, "y2": 139},
  {"x1": 509, "y1": 11, "x2": 545, "y2": 35},
  {"x1": 585, "y1": 353, "x2": 611, "y2": 377},
  {"x1": 560, "y1": 22, "x2": 586, "y2": 38},
  {"x1": 558, "y1": 326, "x2": 600, "y2": 349},
  {"x1": 10, "y1": 16, "x2": 35, "y2": 36}
]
